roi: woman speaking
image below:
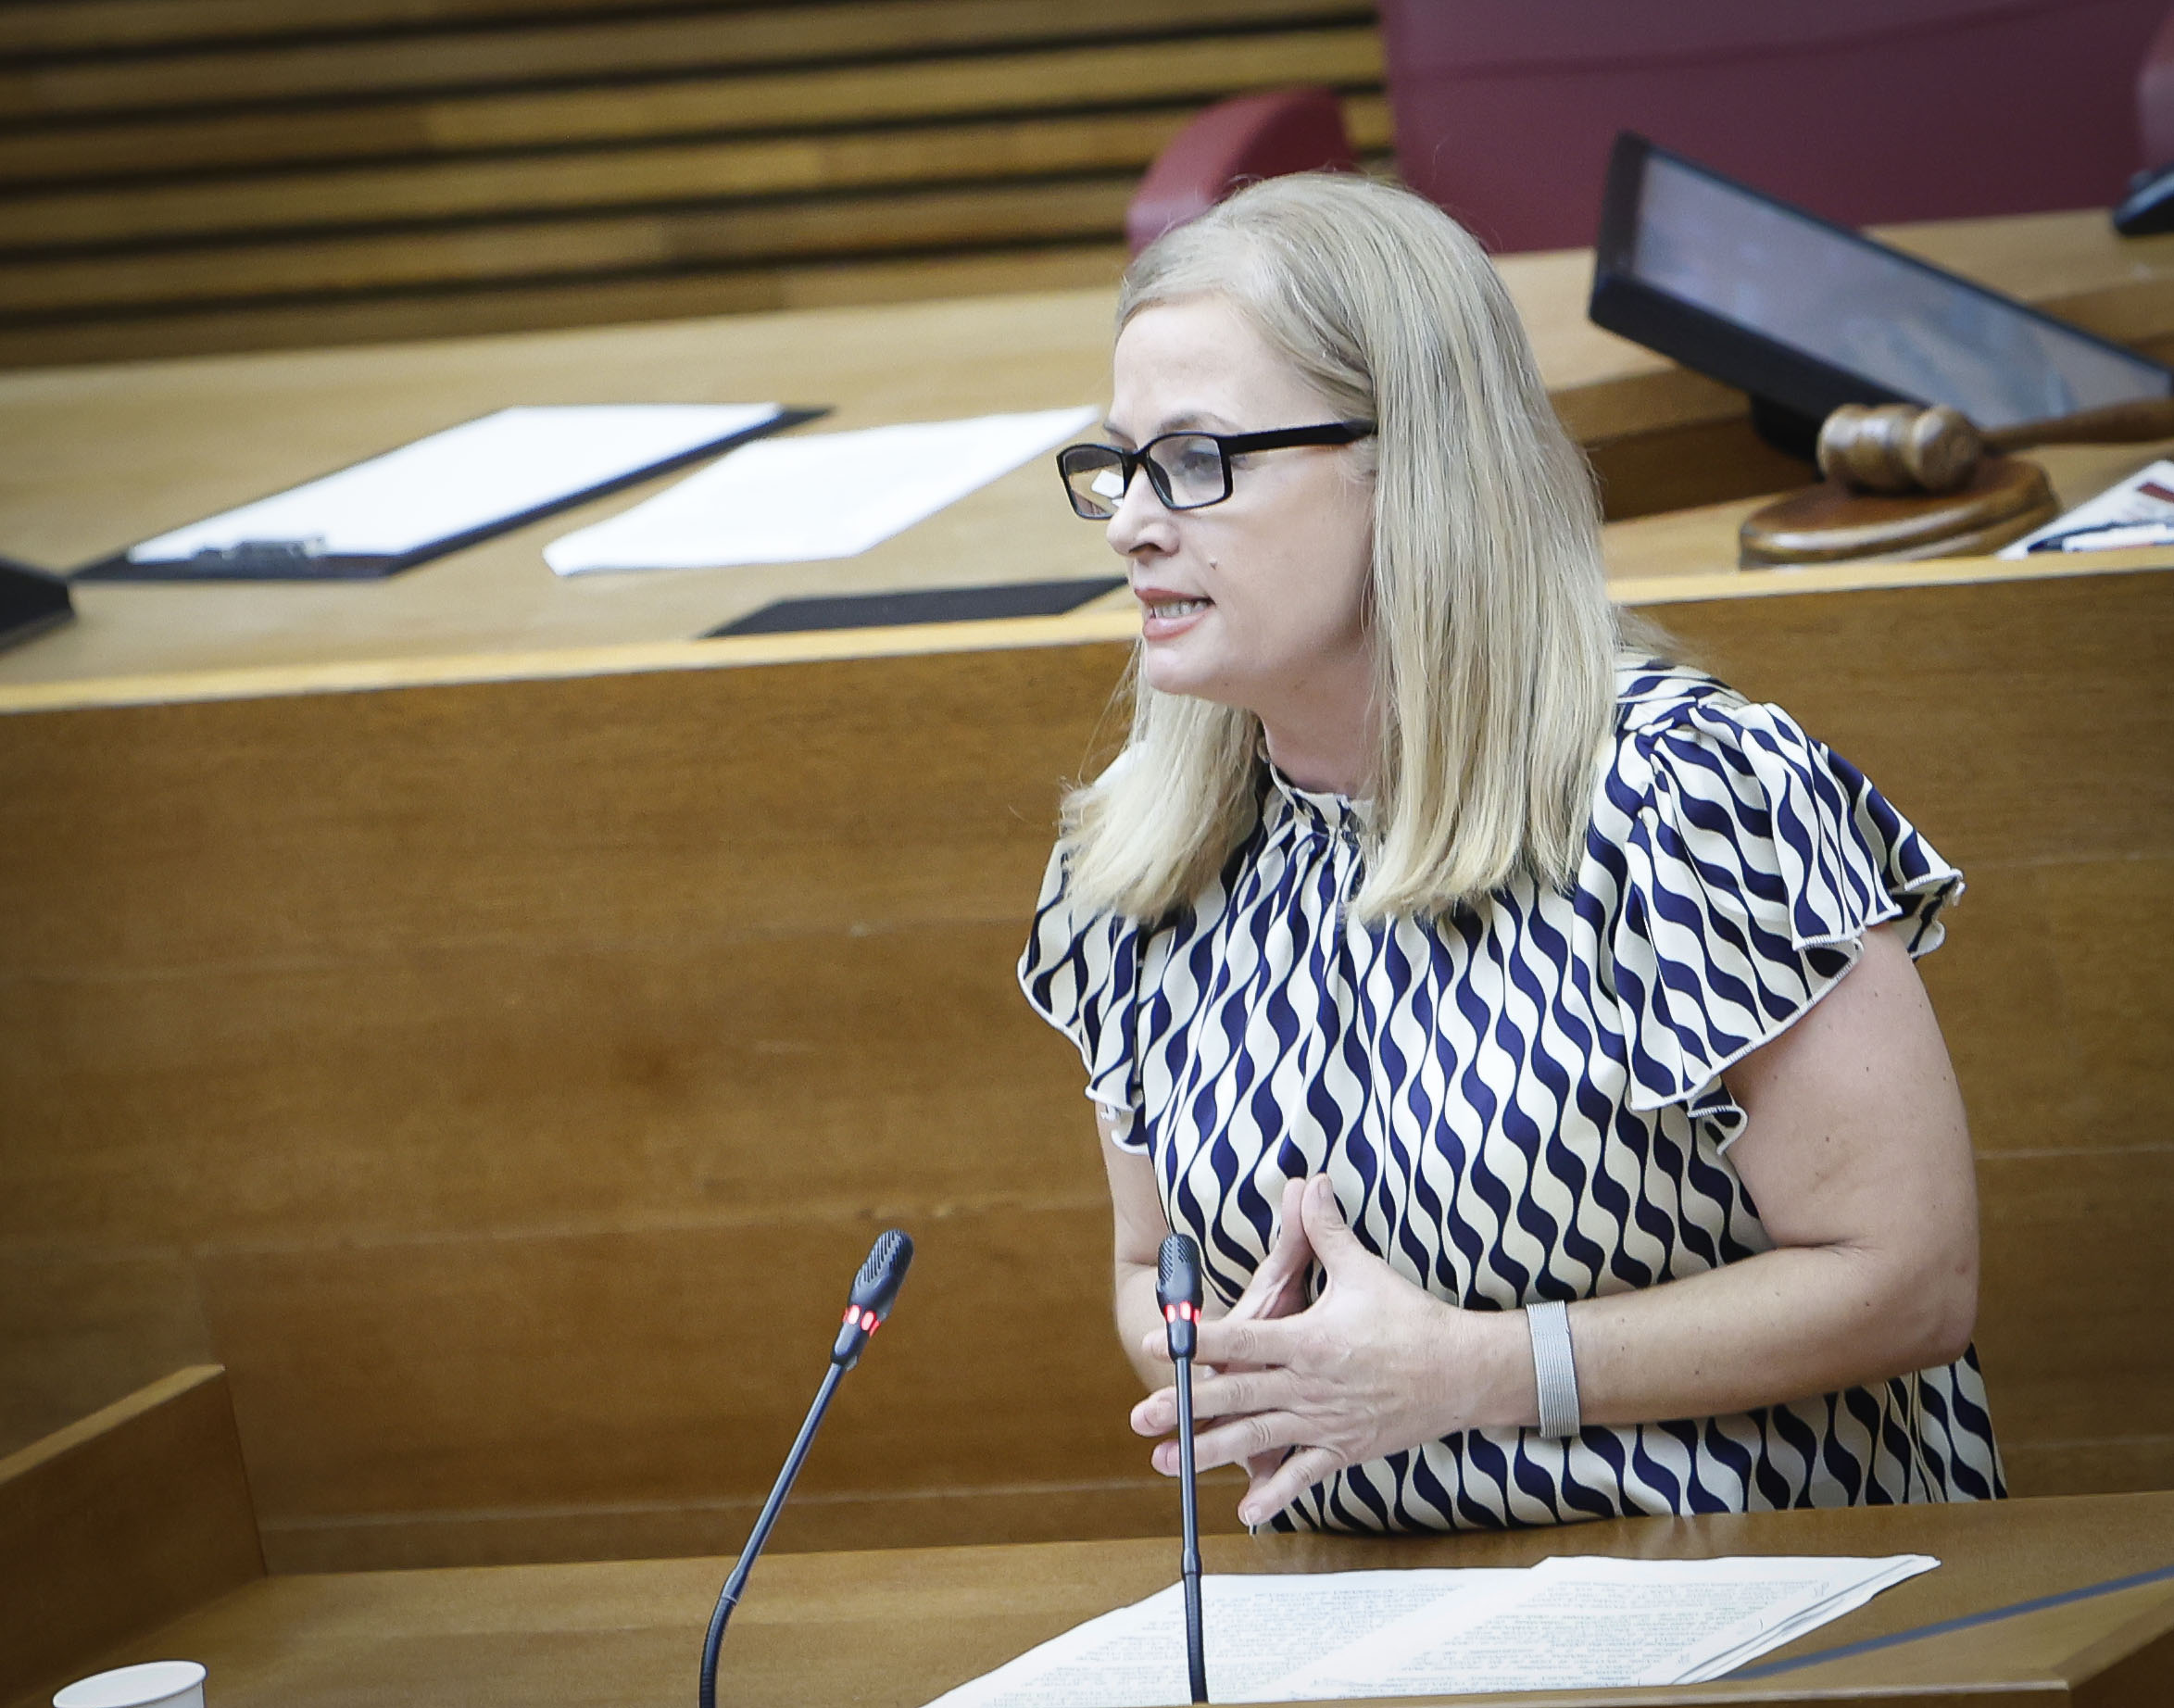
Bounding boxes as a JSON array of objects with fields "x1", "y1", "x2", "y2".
[{"x1": 1018, "y1": 174, "x2": 2001, "y2": 1534}]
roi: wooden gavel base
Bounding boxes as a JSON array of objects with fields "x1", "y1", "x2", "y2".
[{"x1": 1740, "y1": 455, "x2": 2058, "y2": 567}]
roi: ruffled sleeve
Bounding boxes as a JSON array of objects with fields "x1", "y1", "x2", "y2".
[
  {"x1": 1599, "y1": 687, "x2": 1962, "y2": 1117},
  {"x1": 1017, "y1": 841, "x2": 1149, "y2": 1149}
]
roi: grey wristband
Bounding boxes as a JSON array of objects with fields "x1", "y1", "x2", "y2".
[{"x1": 1527, "y1": 1300, "x2": 1582, "y2": 1437}]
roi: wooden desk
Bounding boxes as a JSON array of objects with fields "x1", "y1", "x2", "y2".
[
  {"x1": 2, "y1": 225, "x2": 2170, "y2": 1574},
  {"x1": 18, "y1": 1496, "x2": 2174, "y2": 1708},
  {"x1": 1, "y1": 550, "x2": 2168, "y2": 1573},
  {"x1": 3, "y1": 208, "x2": 2171, "y2": 696}
]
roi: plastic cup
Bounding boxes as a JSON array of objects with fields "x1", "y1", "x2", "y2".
[{"x1": 53, "y1": 1662, "x2": 206, "y2": 1708}]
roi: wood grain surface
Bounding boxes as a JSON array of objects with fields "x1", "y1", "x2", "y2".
[
  {"x1": 4, "y1": 213, "x2": 2171, "y2": 702},
  {"x1": 1, "y1": 554, "x2": 2168, "y2": 1569},
  {"x1": 8, "y1": 1494, "x2": 2174, "y2": 1708},
  {"x1": 4, "y1": 231, "x2": 2170, "y2": 1571},
  {"x1": 0, "y1": 1366, "x2": 262, "y2": 1704},
  {"x1": 0, "y1": 0, "x2": 1389, "y2": 368}
]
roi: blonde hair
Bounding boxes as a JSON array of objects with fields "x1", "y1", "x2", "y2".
[{"x1": 1062, "y1": 173, "x2": 1622, "y2": 923}]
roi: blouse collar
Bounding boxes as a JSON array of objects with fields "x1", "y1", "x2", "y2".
[{"x1": 1262, "y1": 756, "x2": 1372, "y2": 836}]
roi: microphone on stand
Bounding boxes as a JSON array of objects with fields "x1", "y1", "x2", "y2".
[
  {"x1": 1158, "y1": 1232, "x2": 1208, "y2": 1705},
  {"x1": 697, "y1": 1228, "x2": 913, "y2": 1708}
]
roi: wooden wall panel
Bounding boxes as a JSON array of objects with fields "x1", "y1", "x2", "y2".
[
  {"x1": 1661, "y1": 572, "x2": 2174, "y2": 1498},
  {"x1": 198, "y1": 1206, "x2": 1131, "y2": 1515},
  {"x1": 0, "y1": 1254, "x2": 215, "y2": 1454},
  {"x1": 1908, "y1": 862, "x2": 2080, "y2": 1148},
  {"x1": 1, "y1": 568, "x2": 2168, "y2": 1569},
  {"x1": 1975, "y1": 1152, "x2": 2174, "y2": 1477},
  {"x1": 0, "y1": 927, "x2": 1092, "y2": 1249},
  {"x1": 1659, "y1": 574, "x2": 2174, "y2": 869},
  {"x1": 0, "y1": 642, "x2": 1125, "y2": 978},
  {"x1": 2042, "y1": 858, "x2": 2174, "y2": 1137}
]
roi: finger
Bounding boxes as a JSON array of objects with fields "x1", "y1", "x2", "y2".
[
  {"x1": 1137, "y1": 1328, "x2": 1174, "y2": 1369},
  {"x1": 1227, "y1": 1219, "x2": 1312, "y2": 1322},
  {"x1": 1190, "y1": 1312, "x2": 1301, "y2": 1371},
  {"x1": 1300, "y1": 1174, "x2": 1369, "y2": 1273},
  {"x1": 1151, "y1": 1409, "x2": 1311, "y2": 1476},
  {"x1": 1238, "y1": 1444, "x2": 1344, "y2": 1526},
  {"x1": 1132, "y1": 1367, "x2": 1293, "y2": 1437}
]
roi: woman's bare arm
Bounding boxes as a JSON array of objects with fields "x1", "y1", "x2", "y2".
[
  {"x1": 1100, "y1": 1107, "x2": 1174, "y2": 1388},
  {"x1": 1567, "y1": 920, "x2": 1979, "y2": 1422},
  {"x1": 1128, "y1": 923, "x2": 1982, "y2": 1523}
]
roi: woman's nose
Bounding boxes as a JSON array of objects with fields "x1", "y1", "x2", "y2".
[{"x1": 1104, "y1": 464, "x2": 1171, "y2": 556}]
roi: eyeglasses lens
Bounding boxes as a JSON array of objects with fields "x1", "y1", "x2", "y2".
[
  {"x1": 1148, "y1": 435, "x2": 1228, "y2": 509},
  {"x1": 1060, "y1": 434, "x2": 1231, "y2": 518},
  {"x1": 1061, "y1": 446, "x2": 1128, "y2": 519}
]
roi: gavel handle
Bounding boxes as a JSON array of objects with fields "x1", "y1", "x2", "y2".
[{"x1": 1986, "y1": 395, "x2": 2174, "y2": 451}]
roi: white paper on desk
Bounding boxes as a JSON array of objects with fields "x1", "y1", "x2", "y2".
[
  {"x1": 543, "y1": 406, "x2": 1098, "y2": 573},
  {"x1": 1279, "y1": 1552, "x2": 1940, "y2": 1700},
  {"x1": 128, "y1": 404, "x2": 784, "y2": 562},
  {"x1": 920, "y1": 1571, "x2": 1525, "y2": 1708},
  {"x1": 1998, "y1": 457, "x2": 2174, "y2": 556},
  {"x1": 924, "y1": 1555, "x2": 1935, "y2": 1706}
]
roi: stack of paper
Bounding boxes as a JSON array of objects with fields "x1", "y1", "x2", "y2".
[{"x1": 924, "y1": 1553, "x2": 1936, "y2": 1706}]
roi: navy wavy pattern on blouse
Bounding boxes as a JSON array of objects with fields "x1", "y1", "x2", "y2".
[{"x1": 1020, "y1": 658, "x2": 2004, "y2": 1533}]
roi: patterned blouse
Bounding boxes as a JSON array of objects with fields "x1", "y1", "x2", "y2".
[{"x1": 1019, "y1": 657, "x2": 2004, "y2": 1533}]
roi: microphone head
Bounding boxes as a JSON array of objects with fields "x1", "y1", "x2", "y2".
[
  {"x1": 848, "y1": 1227, "x2": 914, "y2": 1325},
  {"x1": 1156, "y1": 1233, "x2": 1203, "y2": 1311}
]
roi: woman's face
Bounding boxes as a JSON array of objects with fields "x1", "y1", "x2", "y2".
[{"x1": 1104, "y1": 295, "x2": 1376, "y2": 753}]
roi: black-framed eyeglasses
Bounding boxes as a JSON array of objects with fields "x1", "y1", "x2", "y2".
[{"x1": 1056, "y1": 421, "x2": 1375, "y2": 519}]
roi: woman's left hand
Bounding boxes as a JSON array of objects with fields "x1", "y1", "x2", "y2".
[{"x1": 1129, "y1": 1174, "x2": 1523, "y2": 1526}]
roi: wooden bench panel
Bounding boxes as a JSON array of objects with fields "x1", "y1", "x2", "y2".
[
  {"x1": 0, "y1": 570, "x2": 2168, "y2": 1571},
  {"x1": 0, "y1": 29, "x2": 1384, "y2": 185},
  {"x1": 0, "y1": 182, "x2": 1143, "y2": 316},
  {"x1": 0, "y1": 1367, "x2": 262, "y2": 1704},
  {"x1": 0, "y1": 1, "x2": 1387, "y2": 364},
  {"x1": 0, "y1": 0, "x2": 748, "y2": 57},
  {"x1": 2, "y1": 98, "x2": 1393, "y2": 251},
  {"x1": 0, "y1": 0, "x2": 1376, "y2": 118},
  {"x1": 0, "y1": 245, "x2": 1133, "y2": 370}
]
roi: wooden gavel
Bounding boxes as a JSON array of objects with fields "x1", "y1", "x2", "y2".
[{"x1": 1816, "y1": 396, "x2": 2174, "y2": 494}]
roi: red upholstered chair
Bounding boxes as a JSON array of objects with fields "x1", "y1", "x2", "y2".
[
  {"x1": 1130, "y1": 0, "x2": 2170, "y2": 254},
  {"x1": 1125, "y1": 86, "x2": 1354, "y2": 255}
]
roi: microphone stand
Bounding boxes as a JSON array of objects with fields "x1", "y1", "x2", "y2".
[
  {"x1": 1175, "y1": 1350, "x2": 1206, "y2": 1704},
  {"x1": 1159, "y1": 1234, "x2": 1209, "y2": 1704},
  {"x1": 697, "y1": 1229, "x2": 913, "y2": 1708},
  {"x1": 697, "y1": 1363, "x2": 843, "y2": 1708}
]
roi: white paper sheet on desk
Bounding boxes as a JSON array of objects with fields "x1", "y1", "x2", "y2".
[
  {"x1": 920, "y1": 1554, "x2": 1936, "y2": 1706},
  {"x1": 1281, "y1": 1552, "x2": 1938, "y2": 1699},
  {"x1": 542, "y1": 406, "x2": 1099, "y2": 573},
  {"x1": 128, "y1": 404, "x2": 785, "y2": 562},
  {"x1": 1997, "y1": 457, "x2": 2174, "y2": 556},
  {"x1": 921, "y1": 1571, "x2": 1525, "y2": 1708}
]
